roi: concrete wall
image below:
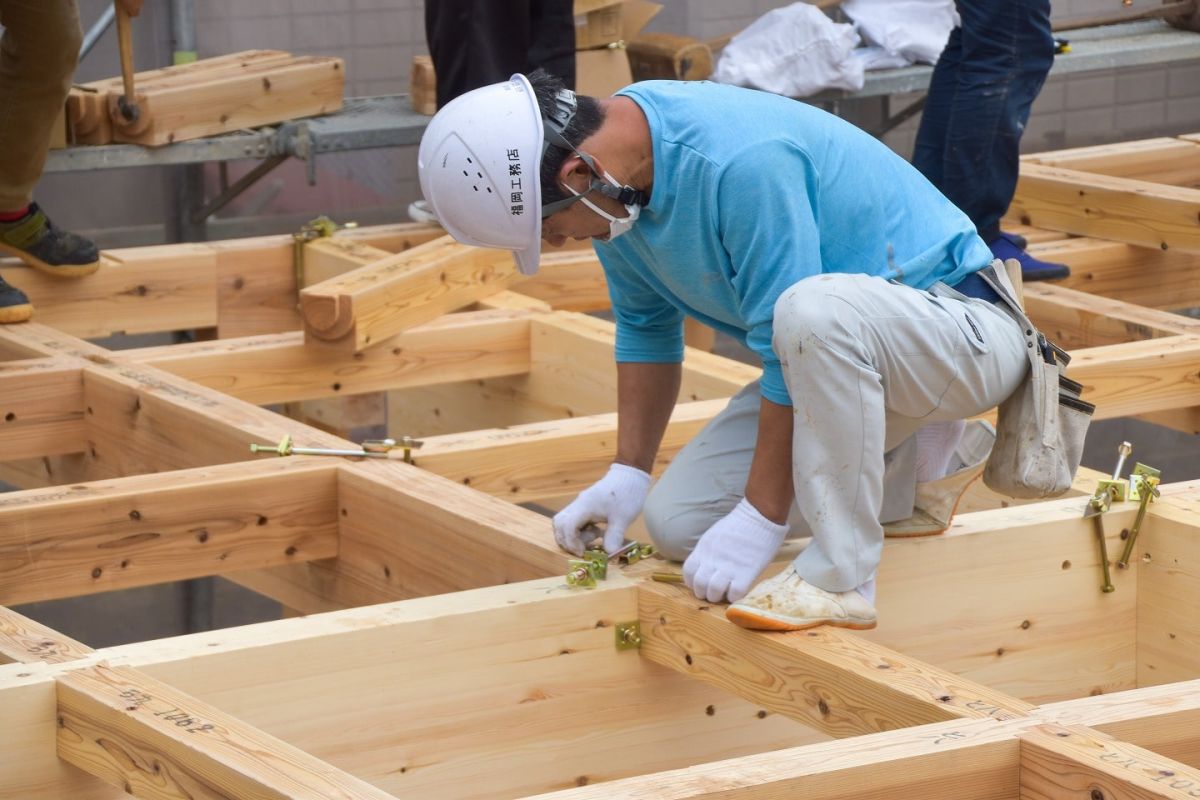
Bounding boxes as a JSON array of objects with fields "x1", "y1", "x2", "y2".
[{"x1": 28, "y1": 0, "x2": 1200, "y2": 247}]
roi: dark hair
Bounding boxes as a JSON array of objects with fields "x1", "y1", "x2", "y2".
[{"x1": 527, "y1": 68, "x2": 605, "y2": 206}]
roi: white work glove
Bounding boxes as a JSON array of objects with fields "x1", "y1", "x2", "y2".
[
  {"x1": 683, "y1": 498, "x2": 789, "y2": 604},
  {"x1": 553, "y1": 463, "x2": 652, "y2": 555}
]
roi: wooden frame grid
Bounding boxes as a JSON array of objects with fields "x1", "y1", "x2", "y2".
[{"x1": 1, "y1": 132, "x2": 1199, "y2": 799}]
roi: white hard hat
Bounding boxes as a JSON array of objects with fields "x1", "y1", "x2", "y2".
[{"x1": 418, "y1": 74, "x2": 544, "y2": 275}]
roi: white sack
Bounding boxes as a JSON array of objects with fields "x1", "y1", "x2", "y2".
[
  {"x1": 841, "y1": 0, "x2": 958, "y2": 66},
  {"x1": 713, "y1": 3, "x2": 864, "y2": 97}
]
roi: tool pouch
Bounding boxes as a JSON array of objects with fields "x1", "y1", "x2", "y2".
[{"x1": 977, "y1": 259, "x2": 1095, "y2": 498}]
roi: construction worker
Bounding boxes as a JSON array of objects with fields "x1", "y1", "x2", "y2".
[
  {"x1": 417, "y1": 71, "x2": 1029, "y2": 631},
  {"x1": 0, "y1": 0, "x2": 142, "y2": 323}
]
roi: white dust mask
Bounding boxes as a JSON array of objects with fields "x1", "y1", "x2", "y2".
[{"x1": 566, "y1": 169, "x2": 641, "y2": 241}]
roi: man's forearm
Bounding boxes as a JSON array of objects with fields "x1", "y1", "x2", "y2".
[
  {"x1": 745, "y1": 397, "x2": 795, "y2": 524},
  {"x1": 615, "y1": 361, "x2": 682, "y2": 472}
]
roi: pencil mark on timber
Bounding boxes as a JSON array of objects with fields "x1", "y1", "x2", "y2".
[
  {"x1": 117, "y1": 688, "x2": 217, "y2": 735},
  {"x1": 924, "y1": 729, "x2": 968, "y2": 746}
]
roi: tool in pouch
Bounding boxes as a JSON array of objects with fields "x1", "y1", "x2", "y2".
[{"x1": 977, "y1": 260, "x2": 1094, "y2": 498}]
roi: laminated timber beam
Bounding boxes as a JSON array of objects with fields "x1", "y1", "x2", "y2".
[
  {"x1": 1023, "y1": 283, "x2": 1200, "y2": 349},
  {"x1": 1021, "y1": 135, "x2": 1200, "y2": 185},
  {"x1": 1019, "y1": 723, "x2": 1200, "y2": 799},
  {"x1": 57, "y1": 662, "x2": 397, "y2": 800},
  {"x1": 1028, "y1": 237, "x2": 1200, "y2": 311},
  {"x1": 1011, "y1": 162, "x2": 1200, "y2": 253},
  {"x1": 0, "y1": 322, "x2": 564, "y2": 613},
  {"x1": 299, "y1": 236, "x2": 521, "y2": 351},
  {"x1": 0, "y1": 459, "x2": 340, "y2": 606},
  {"x1": 637, "y1": 580, "x2": 1034, "y2": 736},
  {"x1": 0, "y1": 607, "x2": 92, "y2": 665},
  {"x1": 0, "y1": 358, "x2": 85, "y2": 460},
  {"x1": 0, "y1": 478, "x2": 1196, "y2": 800},
  {"x1": 121, "y1": 308, "x2": 533, "y2": 406}
]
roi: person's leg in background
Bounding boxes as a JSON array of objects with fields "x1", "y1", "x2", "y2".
[
  {"x1": 912, "y1": 0, "x2": 1067, "y2": 282},
  {"x1": 425, "y1": 0, "x2": 534, "y2": 109},
  {"x1": 529, "y1": 0, "x2": 576, "y2": 90},
  {"x1": 0, "y1": 0, "x2": 100, "y2": 323}
]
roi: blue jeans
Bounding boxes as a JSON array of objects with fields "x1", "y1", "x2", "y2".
[{"x1": 912, "y1": 0, "x2": 1055, "y2": 243}]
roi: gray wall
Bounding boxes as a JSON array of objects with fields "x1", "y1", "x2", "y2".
[{"x1": 33, "y1": 0, "x2": 1200, "y2": 246}]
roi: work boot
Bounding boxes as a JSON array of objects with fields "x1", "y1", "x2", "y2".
[
  {"x1": 988, "y1": 232, "x2": 1069, "y2": 282},
  {"x1": 726, "y1": 565, "x2": 877, "y2": 632},
  {"x1": 884, "y1": 420, "x2": 995, "y2": 538},
  {"x1": 0, "y1": 203, "x2": 101, "y2": 278},
  {"x1": 0, "y1": 275, "x2": 33, "y2": 324}
]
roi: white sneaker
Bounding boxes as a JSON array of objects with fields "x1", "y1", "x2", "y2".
[
  {"x1": 726, "y1": 566, "x2": 877, "y2": 631},
  {"x1": 884, "y1": 419, "x2": 994, "y2": 538}
]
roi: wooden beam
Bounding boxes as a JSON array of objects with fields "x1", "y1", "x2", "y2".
[
  {"x1": 0, "y1": 458, "x2": 340, "y2": 606},
  {"x1": 69, "y1": 50, "x2": 296, "y2": 144},
  {"x1": 1011, "y1": 163, "x2": 1200, "y2": 253},
  {"x1": 637, "y1": 581, "x2": 1033, "y2": 738},
  {"x1": 1136, "y1": 499, "x2": 1200, "y2": 688},
  {"x1": 1030, "y1": 238, "x2": 1200, "y2": 311},
  {"x1": 109, "y1": 56, "x2": 345, "y2": 146},
  {"x1": 864, "y1": 491, "x2": 1151, "y2": 704},
  {"x1": 0, "y1": 243, "x2": 217, "y2": 338},
  {"x1": 512, "y1": 249, "x2": 611, "y2": 312},
  {"x1": 91, "y1": 578, "x2": 823, "y2": 799},
  {"x1": 0, "y1": 358, "x2": 85, "y2": 461},
  {"x1": 1020, "y1": 723, "x2": 1200, "y2": 799},
  {"x1": 516, "y1": 715, "x2": 1022, "y2": 800},
  {"x1": 299, "y1": 236, "x2": 520, "y2": 351},
  {"x1": 301, "y1": 237, "x2": 393, "y2": 286},
  {"x1": 1024, "y1": 283, "x2": 1200, "y2": 349},
  {"x1": 123, "y1": 309, "x2": 533, "y2": 405},
  {"x1": 1041, "y1": 678, "x2": 1200, "y2": 769},
  {"x1": 414, "y1": 399, "x2": 726, "y2": 502},
  {"x1": 1023, "y1": 136, "x2": 1200, "y2": 185},
  {"x1": 210, "y1": 235, "x2": 301, "y2": 338},
  {"x1": 57, "y1": 662, "x2": 397, "y2": 799},
  {"x1": 1069, "y1": 335, "x2": 1200, "y2": 420},
  {"x1": 0, "y1": 608, "x2": 92, "y2": 665}
]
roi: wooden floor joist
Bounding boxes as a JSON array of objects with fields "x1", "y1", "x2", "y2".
[{"x1": 3, "y1": 131, "x2": 1200, "y2": 799}]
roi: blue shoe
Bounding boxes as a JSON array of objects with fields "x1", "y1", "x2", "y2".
[
  {"x1": 1001, "y1": 230, "x2": 1027, "y2": 250},
  {"x1": 988, "y1": 232, "x2": 1070, "y2": 282}
]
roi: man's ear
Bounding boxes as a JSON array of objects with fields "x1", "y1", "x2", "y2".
[{"x1": 557, "y1": 153, "x2": 593, "y2": 192}]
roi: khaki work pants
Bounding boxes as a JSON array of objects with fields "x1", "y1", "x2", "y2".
[
  {"x1": 0, "y1": 0, "x2": 82, "y2": 210},
  {"x1": 643, "y1": 273, "x2": 1028, "y2": 593}
]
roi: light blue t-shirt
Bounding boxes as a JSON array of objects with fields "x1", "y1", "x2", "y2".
[{"x1": 595, "y1": 81, "x2": 994, "y2": 405}]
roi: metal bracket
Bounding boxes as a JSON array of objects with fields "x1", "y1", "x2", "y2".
[
  {"x1": 615, "y1": 621, "x2": 641, "y2": 651},
  {"x1": 565, "y1": 550, "x2": 608, "y2": 588}
]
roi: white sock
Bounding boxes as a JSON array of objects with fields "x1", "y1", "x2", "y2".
[
  {"x1": 915, "y1": 419, "x2": 965, "y2": 482},
  {"x1": 855, "y1": 577, "x2": 877, "y2": 604}
]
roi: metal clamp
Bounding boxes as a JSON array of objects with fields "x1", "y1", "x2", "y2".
[
  {"x1": 565, "y1": 540, "x2": 659, "y2": 588},
  {"x1": 249, "y1": 434, "x2": 423, "y2": 462},
  {"x1": 566, "y1": 550, "x2": 608, "y2": 588},
  {"x1": 1084, "y1": 442, "x2": 1133, "y2": 593},
  {"x1": 1117, "y1": 463, "x2": 1162, "y2": 569}
]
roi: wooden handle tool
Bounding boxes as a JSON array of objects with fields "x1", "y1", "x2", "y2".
[{"x1": 115, "y1": 3, "x2": 139, "y2": 121}]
